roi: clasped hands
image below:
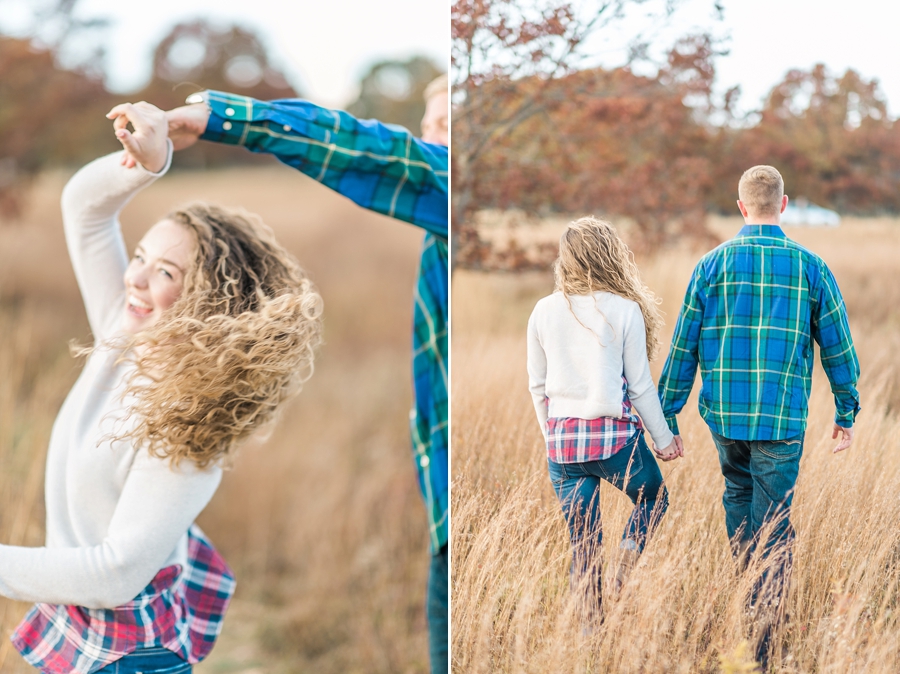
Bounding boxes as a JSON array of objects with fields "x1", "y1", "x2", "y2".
[
  {"x1": 106, "y1": 100, "x2": 211, "y2": 171},
  {"x1": 652, "y1": 435, "x2": 684, "y2": 462}
]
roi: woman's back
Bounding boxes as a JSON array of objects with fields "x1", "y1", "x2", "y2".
[{"x1": 528, "y1": 290, "x2": 645, "y2": 422}]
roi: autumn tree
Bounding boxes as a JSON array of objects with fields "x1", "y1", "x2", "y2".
[
  {"x1": 451, "y1": 0, "x2": 730, "y2": 268},
  {"x1": 711, "y1": 65, "x2": 900, "y2": 214},
  {"x1": 127, "y1": 20, "x2": 299, "y2": 170},
  {"x1": 346, "y1": 56, "x2": 444, "y2": 135},
  {"x1": 0, "y1": 36, "x2": 117, "y2": 218},
  {"x1": 467, "y1": 34, "x2": 727, "y2": 259}
]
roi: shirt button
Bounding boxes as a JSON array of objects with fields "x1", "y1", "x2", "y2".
[
  {"x1": 283, "y1": 124, "x2": 291, "y2": 132},
  {"x1": 225, "y1": 107, "x2": 235, "y2": 117},
  {"x1": 419, "y1": 455, "x2": 430, "y2": 468},
  {"x1": 222, "y1": 121, "x2": 233, "y2": 130}
]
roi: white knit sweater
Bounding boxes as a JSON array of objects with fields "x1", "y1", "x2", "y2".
[
  {"x1": 526, "y1": 291, "x2": 675, "y2": 450},
  {"x1": 0, "y1": 147, "x2": 222, "y2": 609}
]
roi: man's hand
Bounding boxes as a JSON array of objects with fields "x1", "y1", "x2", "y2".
[
  {"x1": 106, "y1": 102, "x2": 169, "y2": 173},
  {"x1": 164, "y1": 103, "x2": 211, "y2": 151},
  {"x1": 653, "y1": 435, "x2": 684, "y2": 462},
  {"x1": 832, "y1": 424, "x2": 854, "y2": 453}
]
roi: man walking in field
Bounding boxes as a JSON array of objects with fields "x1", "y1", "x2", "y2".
[{"x1": 657, "y1": 165, "x2": 860, "y2": 663}]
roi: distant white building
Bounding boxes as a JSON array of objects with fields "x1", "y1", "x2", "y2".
[{"x1": 781, "y1": 197, "x2": 840, "y2": 227}]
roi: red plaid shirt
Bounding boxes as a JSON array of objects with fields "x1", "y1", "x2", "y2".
[
  {"x1": 546, "y1": 377, "x2": 642, "y2": 463},
  {"x1": 11, "y1": 525, "x2": 234, "y2": 674}
]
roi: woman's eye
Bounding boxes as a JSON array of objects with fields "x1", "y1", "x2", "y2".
[{"x1": 160, "y1": 268, "x2": 173, "y2": 280}]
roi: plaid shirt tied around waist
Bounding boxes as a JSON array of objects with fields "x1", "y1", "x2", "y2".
[
  {"x1": 658, "y1": 224, "x2": 860, "y2": 440},
  {"x1": 11, "y1": 525, "x2": 234, "y2": 674},
  {"x1": 202, "y1": 92, "x2": 449, "y2": 553},
  {"x1": 546, "y1": 377, "x2": 642, "y2": 463}
]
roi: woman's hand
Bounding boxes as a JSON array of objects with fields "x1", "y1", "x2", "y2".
[
  {"x1": 653, "y1": 436, "x2": 683, "y2": 462},
  {"x1": 106, "y1": 102, "x2": 169, "y2": 173}
]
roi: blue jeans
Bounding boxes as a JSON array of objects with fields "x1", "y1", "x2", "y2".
[
  {"x1": 711, "y1": 430, "x2": 802, "y2": 662},
  {"x1": 94, "y1": 648, "x2": 191, "y2": 673},
  {"x1": 547, "y1": 432, "x2": 668, "y2": 603},
  {"x1": 427, "y1": 543, "x2": 448, "y2": 674},
  {"x1": 711, "y1": 430, "x2": 801, "y2": 565}
]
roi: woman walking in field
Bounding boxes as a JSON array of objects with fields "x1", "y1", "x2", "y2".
[
  {"x1": 0, "y1": 102, "x2": 322, "y2": 673},
  {"x1": 526, "y1": 216, "x2": 680, "y2": 616}
]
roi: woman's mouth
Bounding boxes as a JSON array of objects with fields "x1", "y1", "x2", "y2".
[{"x1": 127, "y1": 294, "x2": 153, "y2": 318}]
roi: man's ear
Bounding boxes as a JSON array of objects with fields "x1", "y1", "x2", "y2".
[
  {"x1": 781, "y1": 194, "x2": 789, "y2": 213},
  {"x1": 737, "y1": 200, "x2": 749, "y2": 218}
]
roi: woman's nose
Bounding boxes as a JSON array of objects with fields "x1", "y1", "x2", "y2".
[{"x1": 125, "y1": 265, "x2": 149, "y2": 289}]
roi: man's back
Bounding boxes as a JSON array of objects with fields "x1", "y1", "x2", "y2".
[{"x1": 658, "y1": 224, "x2": 859, "y2": 441}]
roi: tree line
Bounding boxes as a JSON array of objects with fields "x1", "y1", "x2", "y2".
[
  {"x1": 451, "y1": 0, "x2": 900, "y2": 269},
  {"x1": 0, "y1": 10, "x2": 441, "y2": 219}
]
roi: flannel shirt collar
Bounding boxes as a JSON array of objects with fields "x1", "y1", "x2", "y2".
[{"x1": 737, "y1": 224, "x2": 787, "y2": 238}]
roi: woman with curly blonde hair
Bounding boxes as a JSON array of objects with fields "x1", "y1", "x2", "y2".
[
  {"x1": 0, "y1": 103, "x2": 322, "y2": 674},
  {"x1": 526, "y1": 216, "x2": 681, "y2": 618}
]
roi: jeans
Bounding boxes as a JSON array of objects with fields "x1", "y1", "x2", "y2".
[
  {"x1": 94, "y1": 647, "x2": 191, "y2": 673},
  {"x1": 710, "y1": 430, "x2": 803, "y2": 663},
  {"x1": 427, "y1": 543, "x2": 448, "y2": 674},
  {"x1": 547, "y1": 432, "x2": 668, "y2": 604}
]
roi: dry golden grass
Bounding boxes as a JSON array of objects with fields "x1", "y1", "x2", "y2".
[
  {"x1": 0, "y1": 164, "x2": 432, "y2": 673},
  {"x1": 451, "y1": 216, "x2": 900, "y2": 673}
]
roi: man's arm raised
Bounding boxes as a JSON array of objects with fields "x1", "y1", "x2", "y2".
[{"x1": 110, "y1": 92, "x2": 448, "y2": 238}]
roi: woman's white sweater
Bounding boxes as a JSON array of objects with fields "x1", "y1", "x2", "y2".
[
  {"x1": 0, "y1": 147, "x2": 222, "y2": 609},
  {"x1": 526, "y1": 291, "x2": 675, "y2": 450}
]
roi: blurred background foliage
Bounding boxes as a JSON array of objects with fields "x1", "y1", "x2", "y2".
[
  {"x1": 451, "y1": 0, "x2": 900, "y2": 267},
  {"x1": 0, "y1": 0, "x2": 441, "y2": 218}
]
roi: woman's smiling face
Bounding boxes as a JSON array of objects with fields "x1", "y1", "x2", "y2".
[{"x1": 122, "y1": 219, "x2": 196, "y2": 334}]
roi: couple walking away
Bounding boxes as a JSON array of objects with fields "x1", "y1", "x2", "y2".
[
  {"x1": 527, "y1": 165, "x2": 860, "y2": 665},
  {"x1": 0, "y1": 78, "x2": 449, "y2": 674}
]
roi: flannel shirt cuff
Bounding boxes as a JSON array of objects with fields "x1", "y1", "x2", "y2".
[
  {"x1": 201, "y1": 91, "x2": 256, "y2": 146},
  {"x1": 665, "y1": 415, "x2": 680, "y2": 436},
  {"x1": 834, "y1": 407, "x2": 859, "y2": 428}
]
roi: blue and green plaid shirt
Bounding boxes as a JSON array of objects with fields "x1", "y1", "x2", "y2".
[
  {"x1": 202, "y1": 91, "x2": 448, "y2": 553},
  {"x1": 658, "y1": 224, "x2": 860, "y2": 441}
]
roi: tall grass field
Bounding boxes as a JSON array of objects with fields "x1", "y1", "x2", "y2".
[
  {"x1": 451, "y1": 216, "x2": 900, "y2": 673},
  {"x1": 0, "y1": 164, "x2": 432, "y2": 673}
]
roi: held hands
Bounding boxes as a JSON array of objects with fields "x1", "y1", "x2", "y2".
[
  {"x1": 163, "y1": 103, "x2": 211, "y2": 151},
  {"x1": 653, "y1": 435, "x2": 684, "y2": 462},
  {"x1": 832, "y1": 423, "x2": 854, "y2": 453},
  {"x1": 107, "y1": 102, "x2": 210, "y2": 169},
  {"x1": 106, "y1": 102, "x2": 169, "y2": 173}
]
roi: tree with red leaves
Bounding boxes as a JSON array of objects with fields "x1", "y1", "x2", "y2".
[{"x1": 451, "y1": 0, "x2": 725, "y2": 268}]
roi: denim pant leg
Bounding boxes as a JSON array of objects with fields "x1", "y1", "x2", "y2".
[
  {"x1": 547, "y1": 459, "x2": 603, "y2": 603},
  {"x1": 598, "y1": 433, "x2": 669, "y2": 552},
  {"x1": 426, "y1": 544, "x2": 449, "y2": 674},
  {"x1": 749, "y1": 436, "x2": 802, "y2": 607},
  {"x1": 711, "y1": 432, "x2": 755, "y2": 551},
  {"x1": 749, "y1": 436, "x2": 802, "y2": 554}
]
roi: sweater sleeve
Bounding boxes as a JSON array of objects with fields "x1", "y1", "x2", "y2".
[
  {"x1": 622, "y1": 305, "x2": 675, "y2": 450},
  {"x1": 526, "y1": 305, "x2": 549, "y2": 438},
  {"x1": 0, "y1": 452, "x2": 221, "y2": 608},
  {"x1": 61, "y1": 143, "x2": 173, "y2": 342}
]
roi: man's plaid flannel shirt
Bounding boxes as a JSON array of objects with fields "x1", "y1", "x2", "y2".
[
  {"x1": 202, "y1": 91, "x2": 449, "y2": 553},
  {"x1": 658, "y1": 224, "x2": 860, "y2": 440}
]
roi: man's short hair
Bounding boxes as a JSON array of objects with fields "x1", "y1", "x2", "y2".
[
  {"x1": 738, "y1": 165, "x2": 784, "y2": 217},
  {"x1": 424, "y1": 74, "x2": 448, "y2": 102}
]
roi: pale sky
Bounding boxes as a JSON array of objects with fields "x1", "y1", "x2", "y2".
[
  {"x1": 580, "y1": 0, "x2": 900, "y2": 119},
  {"x1": 0, "y1": 0, "x2": 449, "y2": 108}
]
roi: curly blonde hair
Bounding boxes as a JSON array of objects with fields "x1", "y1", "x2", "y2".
[
  {"x1": 554, "y1": 216, "x2": 662, "y2": 359},
  {"x1": 116, "y1": 203, "x2": 323, "y2": 468}
]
